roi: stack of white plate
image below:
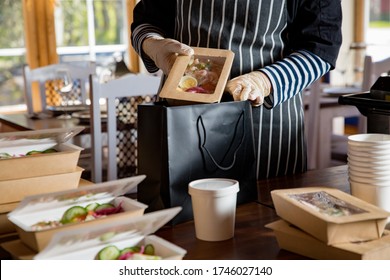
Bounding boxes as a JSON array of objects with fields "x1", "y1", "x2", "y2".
[{"x1": 348, "y1": 134, "x2": 390, "y2": 217}]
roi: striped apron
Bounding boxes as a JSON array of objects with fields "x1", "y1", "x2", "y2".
[{"x1": 174, "y1": 0, "x2": 306, "y2": 179}]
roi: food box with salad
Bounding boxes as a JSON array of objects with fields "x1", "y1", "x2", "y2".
[
  {"x1": 0, "y1": 127, "x2": 84, "y2": 181},
  {"x1": 8, "y1": 175, "x2": 148, "y2": 252},
  {"x1": 271, "y1": 187, "x2": 390, "y2": 245},
  {"x1": 266, "y1": 219, "x2": 390, "y2": 260},
  {"x1": 159, "y1": 47, "x2": 234, "y2": 104},
  {"x1": 34, "y1": 207, "x2": 185, "y2": 260}
]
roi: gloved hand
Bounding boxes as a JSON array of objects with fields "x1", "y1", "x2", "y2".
[
  {"x1": 225, "y1": 71, "x2": 272, "y2": 106},
  {"x1": 142, "y1": 36, "x2": 194, "y2": 75}
]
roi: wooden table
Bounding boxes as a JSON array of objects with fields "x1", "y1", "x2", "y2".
[
  {"x1": 317, "y1": 96, "x2": 360, "y2": 169},
  {"x1": 0, "y1": 165, "x2": 350, "y2": 260},
  {"x1": 0, "y1": 113, "x2": 83, "y2": 132},
  {"x1": 154, "y1": 165, "x2": 351, "y2": 260}
]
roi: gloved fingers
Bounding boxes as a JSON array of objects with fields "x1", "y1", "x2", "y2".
[
  {"x1": 163, "y1": 39, "x2": 194, "y2": 56},
  {"x1": 239, "y1": 84, "x2": 252, "y2": 101},
  {"x1": 225, "y1": 79, "x2": 243, "y2": 101},
  {"x1": 226, "y1": 78, "x2": 254, "y2": 102},
  {"x1": 142, "y1": 37, "x2": 194, "y2": 75},
  {"x1": 248, "y1": 90, "x2": 264, "y2": 106}
]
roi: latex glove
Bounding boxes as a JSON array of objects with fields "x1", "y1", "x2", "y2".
[
  {"x1": 225, "y1": 71, "x2": 272, "y2": 106},
  {"x1": 142, "y1": 37, "x2": 194, "y2": 75}
]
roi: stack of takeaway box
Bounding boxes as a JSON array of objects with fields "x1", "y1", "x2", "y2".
[
  {"x1": 267, "y1": 187, "x2": 390, "y2": 260},
  {"x1": 2, "y1": 175, "x2": 186, "y2": 260},
  {"x1": 0, "y1": 127, "x2": 86, "y2": 237}
]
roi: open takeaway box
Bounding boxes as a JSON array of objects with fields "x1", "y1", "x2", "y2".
[
  {"x1": 33, "y1": 207, "x2": 185, "y2": 260},
  {"x1": 0, "y1": 127, "x2": 84, "y2": 180},
  {"x1": 271, "y1": 187, "x2": 390, "y2": 245},
  {"x1": 0, "y1": 127, "x2": 85, "y2": 204},
  {"x1": 8, "y1": 175, "x2": 148, "y2": 252},
  {"x1": 266, "y1": 219, "x2": 390, "y2": 260},
  {"x1": 159, "y1": 47, "x2": 234, "y2": 104}
]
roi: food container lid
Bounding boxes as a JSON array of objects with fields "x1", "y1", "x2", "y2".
[
  {"x1": 34, "y1": 207, "x2": 182, "y2": 259},
  {"x1": 8, "y1": 175, "x2": 146, "y2": 217},
  {"x1": 0, "y1": 126, "x2": 85, "y2": 147},
  {"x1": 188, "y1": 178, "x2": 239, "y2": 197}
]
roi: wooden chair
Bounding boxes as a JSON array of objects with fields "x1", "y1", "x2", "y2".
[
  {"x1": 23, "y1": 62, "x2": 96, "y2": 115},
  {"x1": 358, "y1": 55, "x2": 390, "y2": 133},
  {"x1": 89, "y1": 73, "x2": 161, "y2": 183},
  {"x1": 329, "y1": 55, "x2": 390, "y2": 165},
  {"x1": 303, "y1": 79, "x2": 321, "y2": 170}
]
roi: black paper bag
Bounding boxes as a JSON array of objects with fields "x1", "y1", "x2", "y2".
[{"x1": 137, "y1": 100, "x2": 257, "y2": 225}]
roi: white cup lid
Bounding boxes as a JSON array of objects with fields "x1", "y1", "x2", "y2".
[{"x1": 188, "y1": 178, "x2": 239, "y2": 197}]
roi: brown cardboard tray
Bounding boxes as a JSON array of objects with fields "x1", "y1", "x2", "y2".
[
  {"x1": 267, "y1": 219, "x2": 390, "y2": 260},
  {"x1": 271, "y1": 187, "x2": 390, "y2": 245},
  {"x1": 0, "y1": 167, "x2": 83, "y2": 205},
  {"x1": 0, "y1": 127, "x2": 84, "y2": 181}
]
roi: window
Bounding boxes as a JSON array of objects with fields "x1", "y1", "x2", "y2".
[
  {"x1": 0, "y1": 0, "x2": 25, "y2": 110},
  {"x1": 367, "y1": 0, "x2": 390, "y2": 60},
  {"x1": 55, "y1": 0, "x2": 129, "y2": 73},
  {"x1": 0, "y1": 0, "x2": 131, "y2": 112}
]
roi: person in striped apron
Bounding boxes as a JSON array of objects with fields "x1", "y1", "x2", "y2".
[{"x1": 131, "y1": 0, "x2": 342, "y2": 179}]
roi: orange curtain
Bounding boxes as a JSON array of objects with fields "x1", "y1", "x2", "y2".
[
  {"x1": 127, "y1": 0, "x2": 139, "y2": 73},
  {"x1": 22, "y1": 0, "x2": 58, "y2": 69}
]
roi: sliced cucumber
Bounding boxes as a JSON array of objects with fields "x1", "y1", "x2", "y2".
[
  {"x1": 85, "y1": 202, "x2": 100, "y2": 211},
  {"x1": 121, "y1": 246, "x2": 140, "y2": 254},
  {"x1": 0, "y1": 152, "x2": 12, "y2": 159},
  {"x1": 99, "y1": 231, "x2": 115, "y2": 242},
  {"x1": 43, "y1": 148, "x2": 57, "y2": 153},
  {"x1": 60, "y1": 206, "x2": 88, "y2": 224},
  {"x1": 97, "y1": 245, "x2": 121, "y2": 260},
  {"x1": 26, "y1": 150, "x2": 43, "y2": 156},
  {"x1": 95, "y1": 203, "x2": 115, "y2": 211},
  {"x1": 143, "y1": 244, "x2": 155, "y2": 255}
]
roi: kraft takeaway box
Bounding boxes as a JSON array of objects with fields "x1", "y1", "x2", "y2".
[
  {"x1": 271, "y1": 187, "x2": 390, "y2": 245},
  {"x1": 1, "y1": 239, "x2": 35, "y2": 260},
  {"x1": 0, "y1": 202, "x2": 19, "y2": 235},
  {"x1": 266, "y1": 219, "x2": 390, "y2": 260},
  {"x1": 159, "y1": 47, "x2": 234, "y2": 104},
  {"x1": 0, "y1": 167, "x2": 83, "y2": 204},
  {"x1": 0, "y1": 127, "x2": 84, "y2": 181},
  {"x1": 8, "y1": 175, "x2": 148, "y2": 252},
  {"x1": 34, "y1": 207, "x2": 186, "y2": 260}
]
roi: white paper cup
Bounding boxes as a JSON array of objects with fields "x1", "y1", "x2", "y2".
[
  {"x1": 348, "y1": 134, "x2": 390, "y2": 148},
  {"x1": 347, "y1": 157, "x2": 390, "y2": 168},
  {"x1": 188, "y1": 178, "x2": 239, "y2": 242},
  {"x1": 350, "y1": 180, "x2": 390, "y2": 215},
  {"x1": 347, "y1": 149, "x2": 390, "y2": 159}
]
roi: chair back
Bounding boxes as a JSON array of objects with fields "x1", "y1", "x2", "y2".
[
  {"x1": 303, "y1": 79, "x2": 321, "y2": 170},
  {"x1": 89, "y1": 73, "x2": 162, "y2": 183},
  {"x1": 23, "y1": 62, "x2": 96, "y2": 114},
  {"x1": 362, "y1": 55, "x2": 390, "y2": 91}
]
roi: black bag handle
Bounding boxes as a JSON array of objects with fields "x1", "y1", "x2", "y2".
[{"x1": 197, "y1": 110, "x2": 245, "y2": 171}]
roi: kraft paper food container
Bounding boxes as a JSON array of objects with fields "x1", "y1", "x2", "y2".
[
  {"x1": 8, "y1": 175, "x2": 148, "y2": 252},
  {"x1": 0, "y1": 201, "x2": 19, "y2": 235},
  {"x1": 0, "y1": 127, "x2": 84, "y2": 181},
  {"x1": 34, "y1": 207, "x2": 185, "y2": 260},
  {"x1": 0, "y1": 166, "x2": 84, "y2": 204},
  {"x1": 159, "y1": 47, "x2": 234, "y2": 104},
  {"x1": 1, "y1": 239, "x2": 36, "y2": 260},
  {"x1": 0, "y1": 212, "x2": 16, "y2": 235},
  {"x1": 271, "y1": 187, "x2": 390, "y2": 245},
  {"x1": 266, "y1": 219, "x2": 390, "y2": 260}
]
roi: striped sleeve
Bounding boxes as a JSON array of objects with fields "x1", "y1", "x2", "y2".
[
  {"x1": 131, "y1": 24, "x2": 166, "y2": 73},
  {"x1": 261, "y1": 50, "x2": 331, "y2": 108}
]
